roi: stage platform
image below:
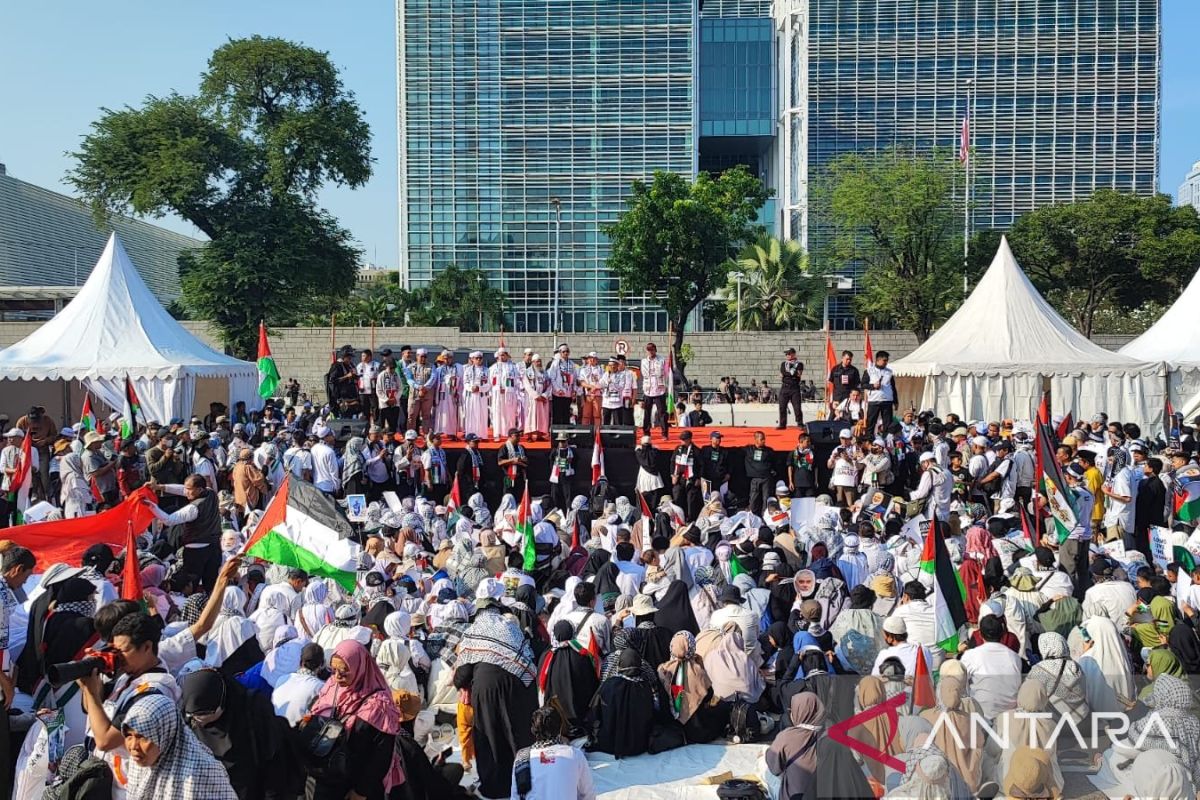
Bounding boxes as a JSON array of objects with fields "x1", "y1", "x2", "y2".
[{"x1": 430, "y1": 425, "x2": 809, "y2": 452}]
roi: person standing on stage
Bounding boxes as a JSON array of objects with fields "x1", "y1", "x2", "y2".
[
  {"x1": 524, "y1": 354, "x2": 552, "y2": 441},
  {"x1": 406, "y1": 348, "x2": 437, "y2": 435},
  {"x1": 548, "y1": 344, "x2": 580, "y2": 426},
  {"x1": 827, "y1": 350, "x2": 860, "y2": 416},
  {"x1": 498, "y1": 428, "x2": 529, "y2": 498},
  {"x1": 640, "y1": 343, "x2": 669, "y2": 439},
  {"x1": 461, "y1": 351, "x2": 490, "y2": 441},
  {"x1": 700, "y1": 430, "x2": 730, "y2": 499},
  {"x1": 489, "y1": 348, "x2": 523, "y2": 440},
  {"x1": 745, "y1": 430, "x2": 775, "y2": 515},
  {"x1": 778, "y1": 347, "x2": 804, "y2": 430},
  {"x1": 433, "y1": 350, "x2": 462, "y2": 441},
  {"x1": 374, "y1": 358, "x2": 403, "y2": 433},
  {"x1": 671, "y1": 430, "x2": 702, "y2": 521},
  {"x1": 422, "y1": 431, "x2": 450, "y2": 503},
  {"x1": 456, "y1": 432, "x2": 486, "y2": 498},
  {"x1": 617, "y1": 355, "x2": 636, "y2": 425},
  {"x1": 578, "y1": 352, "x2": 604, "y2": 426},
  {"x1": 356, "y1": 348, "x2": 380, "y2": 424},
  {"x1": 600, "y1": 357, "x2": 626, "y2": 426},
  {"x1": 863, "y1": 351, "x2": 895, "y2": 436}
]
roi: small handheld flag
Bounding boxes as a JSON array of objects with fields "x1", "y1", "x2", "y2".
[
  {"x1": 518, "y1": 486, "x2": 536, "y2": 571},
  {"x1": 446, "y1": 474, "x2": 462, "y2": 516},
  {"x1": 257, "y1": 321, "x2": 281, "y2": 399},
  {"x1": 863, "y1": 318, "x2": 874, "y2": 363},
  {"x1": 7, "y1": 432, "x2": 32, "y2": 525},
  {"x1": 912, "y1": 646, "x2": 935, "y2": 708},
  {"x1": 591, "y1": 426, "x2": 605, "y2": 484},
  {"x1": 120, "y1": 376, "x2": 141, "y2": 441},
  {"x1": 80, "y1": 394, "x2": 97, "y2": 433},
  {"x1": 120, "y1": 521, "x2": 143, "y2": 603}
]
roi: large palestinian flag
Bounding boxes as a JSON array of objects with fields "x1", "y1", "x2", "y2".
[
  {"x1": 1035, "y1": 419, "x2": 1077, "y2": 544},
  {"x1": 920, "y1": 517, "x2": 968, "y2": 653},
  {"x1": 243, "y1": 477, "x2": 361, "y2": 590}
]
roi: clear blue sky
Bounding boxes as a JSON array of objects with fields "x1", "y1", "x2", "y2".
[{"x1": 1, "y1": 0, "x2": 1198, "y2": 270}]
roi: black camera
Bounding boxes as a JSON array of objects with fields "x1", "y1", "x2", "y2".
[{"x1": 47, "y1": 647, "x2": 122, "y2": 688}]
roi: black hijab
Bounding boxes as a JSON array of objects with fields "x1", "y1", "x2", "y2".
[
  {"x1": 42, "y1": 578, "x2": 99, "y2": 669},
  {"x1": 362, "y1": 599, "x2": 394, "y2": 636},
  {"x1": 581, "y1": 548, "x2": 611, "y2": 579},
  {"x1": 591, "y1": 648, "x2": 655, "y2": 758},
  {"x1": 1169, "y1": 621, "x2": 1200, "y2": 674},
  {"x1": 513, "y1": 584, "x2": 548, "y2": 660},
  {"x1": 538, "y1": 620, "x2": 601, "y2": 730},
  {"x1": 593, "y1": 563, "x2": 622, "y2": 612},
  {"x1": 654, "y1": 580, "x2": 699, "y2": 635},
  {"x1": 848, "y1": 585, "x2": 876, "y2": 610}
]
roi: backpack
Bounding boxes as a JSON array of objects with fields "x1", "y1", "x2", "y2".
[
  {"x1": 726, "y1": 701, "x2": 761, "y2": 744},
  {"x1": 715, "y1": 779, "x2": 769, "y2": 800}
]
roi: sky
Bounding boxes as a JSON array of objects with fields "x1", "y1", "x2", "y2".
[{"x1": 1, "y1": 0, "x2": 1198, "y2": 271}]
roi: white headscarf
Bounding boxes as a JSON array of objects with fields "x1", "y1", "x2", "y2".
[
  {"x1": 260, "y1": 625, "x2": 304, "y2": 688},
  {"x1": 1130, "y1": 749, "x2": 1196, "y2": 800},
  {"x1": 249, "y1": 584, "x2": 292, "y2": 652},
  {"x1": 548, "y1": 576, "x2": 583, "y2": 632},
  {"x1": 204, "y1": 617, "x2": 258, "y2": 668},
  {"x1": 1078, "y1": 616, "x2": 1136, "y2": 713}
]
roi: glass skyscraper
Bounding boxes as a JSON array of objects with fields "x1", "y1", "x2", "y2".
[
  {"x1": 778, "y1": 0, "x2": 1161, "y2": 326},
  {"x1": 398, "y1": 0, "x2": 696, "y2": 333}
]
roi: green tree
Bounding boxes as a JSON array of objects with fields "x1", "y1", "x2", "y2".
[
  {"x1": 405, "y1": 265, "x2": 507, "y2": 331},
  {"x1": 818, "y1": 148, "x2": 964, "y2": 341},
  {"x1": 604, "y1": 167, "x2": 769, "y2": 364},
  {"x1": 68, "y1": 36, "x2": 371, "y2": 357},
  {"x1": 720, "y1": 235, "x2": 826, "y2": 330},
  {"x1": 1006, "y1": 189, "x2": 1200, "y2": 337}
]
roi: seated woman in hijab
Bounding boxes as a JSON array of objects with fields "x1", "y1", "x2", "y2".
[
  {"x1": 760, "y1": 621, "x2": 795, "y2": 708},
  {"x1": 689, "y1": 566, "x2": 722, "y2": 630},
  {"x1": 703, "y1": 623, "x2": 765, "y2": 706},
  {"x1": 1171, "y1": 599, "x2": 1200, "y2": 673},
  {"x1": 790, "y1": 599, "x2": 834, "y2": 654},
  {"x1": 1001, "y1": 746, "x2": 1060, "y2": 800},
  {"x1": 591, "y1": 648, "x2": 656, "y2": 758},
  {"x1": 654, "y1": 579, "x2": 699, "y2": 636},
  {"x1": 538, "y1": 620, "x2": 601, "y2": 738},
  {"x1": 849, "y1": 675, "x2": 910, "y2": 786},
  {"x1": 1129, "y1": 592, "x2": 1179, "y2": 650},
  {"x1": 886, "y1": 751, "x2": 952, "y2": 800},
  {"x1": 1091, "y1": 673, "x2": 1200, "y2": 793},
  {"x1": 989, "y1": 679, "x2": 1062, "y2": 796},
  {"x1": 1027, "y1": 632, "x2": 1088, "y2": 726},
  {"x1": 657, "y1": 631, "x2": 727, "y2": 743},
  {"x1": 830, "y1": 585, "x2": 883, "y2": 648},
  {"x1": 120, "y1": 693, "x2": 237, "y2": 800},
  {"x1": 314, "y1": 604, "x2": 372, "y2": 658},
  {"x1": 181, "y1": 668, "x2": 301, "y2": 799},
  {"x1": 1127, "y1": 749, "x2": 1196, "y2": 800},
  {"x1": 1077, "y1": 616, "x2": 1137, "y2": 715},
  {"x1": 767, "y1": 693, "x2": 825, "y2": 800},
  {"x1": 204, "y1": 616, "x2": 266, "y2": 688}
]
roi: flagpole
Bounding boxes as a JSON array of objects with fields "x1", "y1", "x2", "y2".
[{"x1": 962, "y1": 78, "x2": 973, "y2": 297}]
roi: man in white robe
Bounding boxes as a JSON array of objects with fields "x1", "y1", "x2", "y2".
[
  {"x1": 460, "y1": 351, "x2": 490, "y2": 440},
  {"x1": 432, "y1": 350, "x2": 462, "y2": 439},
  {"x1": 488, "y1": 348, "x2": 523, "y2": 441}
]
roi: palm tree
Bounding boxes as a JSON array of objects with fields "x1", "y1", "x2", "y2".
[{"x1": 721, "y1": 235, "x2": 826, "y2": 330}]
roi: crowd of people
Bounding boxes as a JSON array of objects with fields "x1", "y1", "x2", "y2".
[{"x1": 0, "y1": 336, "x2": 1198, "y2": 799}]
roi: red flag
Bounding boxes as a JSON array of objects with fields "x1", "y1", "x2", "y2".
[
  {"x1": 89, "y1": 477, "x2": 104, "y2": 504},
  {"x1": 1036, "y1": 391, "x2": 1050, "y2": 427},
  {"x1": 10, "y1": 431, "x2": 31, "y2": 496},
  {"x1": 959, "y1": 110, "x2": 970, "y2": 164},
  {"x1": 570, "y1": 515, "x2": 581, "y2": 552},
  {"x1": 912, "y1": 646, "x2": 936, "y2": 708},
  {"x1": 863, "y1": 318, "x2": 874, "y2": 363},
  {"x1": 824, "y1": 328, "x2": 837, "y2": 409},
  {"x1": 591, "y1": 425, "x2": 605, "y2": 484},
  {"x1": 120, "y1": 520, "x2": 143, "y2": 602},
  {"x1": 638, "y1": 491, "x2": 653, "y2": 519},
  {"x1": 6, "y1": 487, "x2": 158, "y2": 567},
  {"x1": 1055, "y1": 412, "x2": 1073, "y2": 442}
]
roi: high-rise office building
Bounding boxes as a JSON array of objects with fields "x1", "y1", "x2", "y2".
[
  {"x1": 777, "y1": 0, "x2": 1161, "y2": 325},
  {"x1": 398, "y1": 0, "x2": 696, "y2": 334},
  {"x1": 1179, "y1": 161, "x2": 1200, "y2": 212}
]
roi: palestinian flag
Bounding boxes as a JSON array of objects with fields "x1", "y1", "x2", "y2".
[
  {"x1": 1055, "y1": 412, "x2": 1073, "y2": 442},
  {"x1": 638, "y1": 491, "x2": 653, "y2": 520},
  {"x1": 446, "y1": 474, "x2": 462, "y2": 516},
  {"x1": 1036, "y1": 391, "x2": 1050, "y2": 426},
  {"x1": 1036, "y1": 420, "x2": 1077, "y2": 544},
  {"x1": 1174, "y1": 545, "x2": 1197, "y2": 575},
  {"x1": 920, "y1": 518, "x2": 967, "y2": 653},
  {"x1": 7, "y1": 432, "x2": 32, "y2": 525},
  {"x1": 80, "y1": 394, "x2": 97, "y2": 433},
  {"x1": 243, "y1": 476, "x2": 362, "y2": 591},
  {"x1": 257, "y1": 321, "x2": 281, "y2": 399},
  {"x1": 591, "y1": 425, "x2": 605, "y2": 484},
  {"x1": 120, "y1": 376, "x2": 141, "y2": 441},
  {"x1": 518, "y1": 485, "x2": 536, "y2": 571},
  {"x1": 1176, "y1": 481, "x2": 1200, "y2": 523},
  {"x1": 1017, "y1": 501, "x2": 1039, "y2": 551}
]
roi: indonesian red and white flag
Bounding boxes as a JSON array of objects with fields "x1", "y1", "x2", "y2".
[{"x1": 591, "y1": 426, "x2": 605, "y2": 483}]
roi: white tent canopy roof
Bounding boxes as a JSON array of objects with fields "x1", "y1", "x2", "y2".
[
  {"x1": 890, "y1": 236, "x2": 1151, "y2": 377},
  {"x1": 0, "y1": 233, "x2": 255, "y2": 382},
  {"x1": 1118, "y1": 265, "x2": 1200, "y2": 365}
]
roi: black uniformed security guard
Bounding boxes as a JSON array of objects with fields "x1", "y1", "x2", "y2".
[{"x1": 778, "y1": 347, "x2": 804, "y2": 429}]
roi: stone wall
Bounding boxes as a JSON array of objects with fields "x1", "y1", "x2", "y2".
[{"x1": 0, "y1": 321, "x2": 1136, "y2": 403}]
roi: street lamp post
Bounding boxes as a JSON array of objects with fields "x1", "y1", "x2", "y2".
[
  {"x1": 728, "y1": 271, "x2": 746, "y2": 331},
  {"x1": 550, "y1": 197, "x2": 562, "y2": 345}
]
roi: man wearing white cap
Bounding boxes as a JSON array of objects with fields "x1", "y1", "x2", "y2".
[
  {"x1": 872, "y1": 615, "x2": 936, "y2": 676},
  {"x1": 310, "y1": 424, "x2": 341, "y2": 496},
  {"x1": 578, "y1": 352, "x2": 603, "y2": 425},
  {"x1": 910, "y1": 451, "x2": 951, "y2": 521},
  {"x1": 547, "y1": 343, "x2": 580, "y2": 426},
  {"x1": 406, "y1": 348, "x2": 436, "y2": 434},
  {"x1": 460, "y1": 351, "x2": 491, "y2": 440},
  {"x1": 827, "y1": 429, "x2": 860, "y2": 507},
  {"x1": 488, "y1": 348, "x2": 524, "y2": 440},
  {"x1": 600, "y1": 357, "x2": 631, "y2": 425},
  {"x1": 524, "y1": 354, "x2": 552, "y2": 440},
  {"x1": 432, "y1": 350, "x2": 462, "y2": 440},
  {"x1": 966, "y1": 435, "x2": 991, "y2": 505},
  {"x1": 0, "y1": 428, "x2": 37, "y2": 525}
]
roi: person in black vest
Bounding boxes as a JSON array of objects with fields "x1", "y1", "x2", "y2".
[
  {"x1": 745, "y1": 430, "x2": 775, "y2": 516},
  {"x1": 778, "y1": 347, "x2": 804, "y2": 429},
  {"x1": 827, "y1": 350, "x2": 860, "y2": 413},
  {"x1": 143, "y1": 474, "x2": 222, "y2": 591},
  {"x1": 455, "y1": 433, "x2": 486, "y2": 498},
  {"x1": 700, "y1": 430, "x2": 730, "y2": 498},
  {"x1": 670, "y1": 431, "x2": 702, "y2": 522}
]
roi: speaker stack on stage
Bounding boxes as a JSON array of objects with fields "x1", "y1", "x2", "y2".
[{"x1": 549, "y1": 425, "x2": 637, "y2": 448}]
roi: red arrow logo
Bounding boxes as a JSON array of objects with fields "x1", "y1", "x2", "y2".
[{"x1": 827, "y1": 690, "x2": 908, "y2": 774}]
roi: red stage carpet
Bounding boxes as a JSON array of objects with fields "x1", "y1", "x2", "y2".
[{"x1": 424, "y1": 426, "x2": 808, "y2": 452}]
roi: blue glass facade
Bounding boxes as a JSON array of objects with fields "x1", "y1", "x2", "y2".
[
  {"x1": 699, "y1": 18, "x2": 774, "y2": 138},
  {"x1": 399, "y1": 0, "x2": 695, "y2": 333},
  {"x1": 784, "y1": 0, "x2": 1161, "y2": 326}
]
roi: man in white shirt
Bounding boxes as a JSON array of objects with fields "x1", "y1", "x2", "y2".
[
  {"x1": 1102, "y1": 450, "x2": 1140, "y2": 543},
  {"x1": 863, "y1": 351, "x2": 895, "y2": 436},
  {"x1": 871, "y1": 616, "x2": 935, "y2": 676},
  {"x1": 547, "y1": 343, "x2": 580, "y2": 427},
  {"x1": 356, "y1": 349, "x2": 380, "y2": 423},
  {"x1": 960, "y1": 614, "x2": 1022, "y2": 720},
  {"x1": 562, "y1": 582, "x2": 611, "y2": 656},
  {"x1": 512, "y1": 705, "x2": 596, "y2": 800},
  {"x1": 890, "y1": 580, "x2": 941, "y2": 667},
  {"x1": 707, "y1": 585, "x2": 761, "y2": 660},
  {"x1": 910, "y1": 452, "x2": 951, "y2": 521},
  {"x1": 309, "y1": 425, "x2": 341, "y2": 495},
  {"x1": 612, "y1": 543, "x2": 645, "y2": 597},
  {"x1": 1082, "y1": 559, "x2": 1137, "y2": 633},
  {"x1": 640, "y1": 342, "x2": 670, "y2": 439}
]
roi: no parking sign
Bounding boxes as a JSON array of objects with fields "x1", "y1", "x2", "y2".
[{"x1": 614, "y1": 339, "x2": 628, "y2": 356}]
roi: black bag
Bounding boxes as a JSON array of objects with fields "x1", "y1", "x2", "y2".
[
  {"x1": 647, "y1": 719, "x2": 686, "y2": 754},
  {"x1": 726, "y1": 701, "x2": 761, "y2": 744},
  {"x1": 297, "y1": 687, "x2": 370, "y2": 782},
  {"x1": 715, "y1": 778, "x2": 768, "y2": 800}
]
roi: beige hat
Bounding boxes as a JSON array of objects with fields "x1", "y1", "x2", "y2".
[
  {"x1": 631, "y1": 594, "x2": 658, "y2": 616},
  {"x1": 83, "y1": 431, "x2": 105, "y2": 447}
]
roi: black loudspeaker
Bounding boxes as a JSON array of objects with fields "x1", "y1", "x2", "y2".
[
  {"x1": 549, "y1": 425, "x2": 637, "y2": 449},
  {"x1": 550, "y1": 425, "x2": 594, "y2": 447},
  {"x1": 329, "y1": 417, "x2": 368, "y2": 443},
  {"x1": 804, "y1": 419, "x2": 844, "y2": 446}
]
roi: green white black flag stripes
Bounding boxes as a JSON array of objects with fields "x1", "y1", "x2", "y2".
[
  {"x1": 243, "y1": 477, "x2": 360, "y2": 590},
  {"x1": 920, "y1": 517, "x2": 967, "y2": 653},
  {"x1": 257, "y1": 321, "x2": 281, "y2": 399}
]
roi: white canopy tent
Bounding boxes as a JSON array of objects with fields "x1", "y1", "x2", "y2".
[
  {"x1": 1119, "y1": 267, "x2": 1200, "y2": 423},
  {"x1": 0, "y1": 233, "x2": 257, "y2": 422},
  {"x1": 890, "y1": 237, "x2": 1166, "y2": 429}
]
